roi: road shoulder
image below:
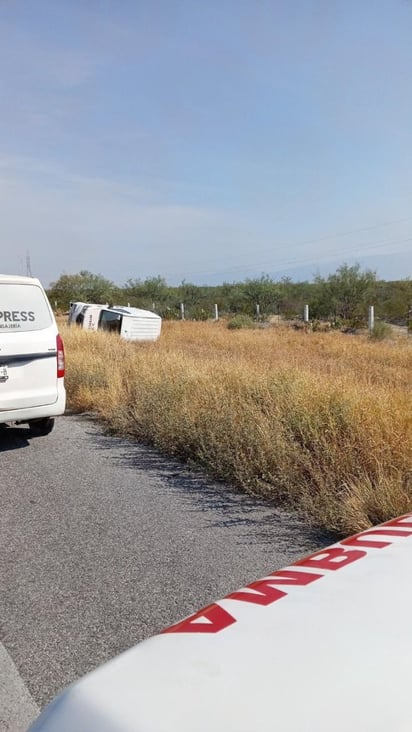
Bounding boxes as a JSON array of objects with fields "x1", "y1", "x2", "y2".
[{"x1": 0, "y1": 643, "x2": 39, "y2": 732}]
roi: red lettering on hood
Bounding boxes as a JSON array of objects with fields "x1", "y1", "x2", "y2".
[
  {"x1": 383, "y1": 514, "x2": 412, "y2": 529},
  {"x1": 341, "y1": 528, "x2": 412, "y2": 549},
  {"x1": 227, "y1": 570, "x2": 323, "y2": 606},
  {"x1": 296, "y1": 547, "x2": 366, "y2": 571},
  {"x1": 162, "y1": 514, "x2": 412, "y2": 635},
  {"x1": 162, "y1": 603, "x2": 236, "y2": 635}
]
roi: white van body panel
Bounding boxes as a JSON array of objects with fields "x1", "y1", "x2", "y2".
[
  {"x1": 29, "y1": 513, "x2": 412, "y2": 731},
  {"x1": 68, "y1": 302, "x2": 108, "y2": 326},
  {"x1": 67, "y1": 301, "x2": 88, "y2": 325},
  {"x1": 117, "y1": 307, "x2": 161, "y2": 341},
  {"x1": 82, "y1": 305, "x2": 104, "y2": 331},
  {"x1": 0, "y1": 275, "x2": 65, "y2": 425},
  {"x1": 0, "y1": 330, "x2": 59, "y2": 409},
  {"x1": 74, "y1": 304, "x2": 162, "y2": 341}
]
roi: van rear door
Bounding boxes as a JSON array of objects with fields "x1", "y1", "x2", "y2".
[{"x1": 0, "y1": 281, "x2": 59, "y2": 410}]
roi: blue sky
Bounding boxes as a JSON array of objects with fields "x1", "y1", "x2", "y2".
[{"x1": 1, "y1": 0, "x2": 412, "y2": 286}]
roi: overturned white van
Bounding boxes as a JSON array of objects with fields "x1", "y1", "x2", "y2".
[{"x1": 78, "y1": 305, "x2": 161, "y2": 342}]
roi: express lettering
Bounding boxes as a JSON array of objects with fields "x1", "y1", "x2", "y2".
[
  {"x1": 0, "y1": 311, "x2": 35, "y2": 322},
  {"x1": 164, "y1": 512, "x2": 412, "y2": 634}
]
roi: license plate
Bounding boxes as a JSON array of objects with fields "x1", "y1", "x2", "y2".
[{"x1": 0, "y1": 365, "x2": 9, "y2": 382}]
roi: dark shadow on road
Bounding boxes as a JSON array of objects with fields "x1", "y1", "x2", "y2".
[
  {"x1": 88, "y1": 424, "x2": 335, "y2": 549},
  {"x1": 0, "y1": 425, "x2": 31, "y2": 451}
]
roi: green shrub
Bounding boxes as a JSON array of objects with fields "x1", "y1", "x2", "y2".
[
  {"x1": 227, "y1": 314, "x2": 255, "y2": 330},
  {"x1": 369, "y1": 321, "x2": 392, "y2": 340}
]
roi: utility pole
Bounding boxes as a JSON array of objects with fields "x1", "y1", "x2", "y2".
[{"x1": 368, "y1": 305, "x2": 375, "y2": 333}]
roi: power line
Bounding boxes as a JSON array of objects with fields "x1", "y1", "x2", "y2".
[{"x1": 160, "y1": 233, "x2": 412, "y2": 283}]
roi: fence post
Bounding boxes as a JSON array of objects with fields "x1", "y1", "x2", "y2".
[
  {"x1": 303, "y1": 304, "x2": 309, "y2": 323},
  {"x1": 256, "y1": 303, "x2": 260, "y2": 318},
  {"x1": 180, "y1": 303, "x2": 185, "y2": 321},
  {"x1": 214, "y1": 304, "x2": 219, "y2": 321},
  {"x1": 368, "y1": 305, "x2": 374, "y2": 333}
]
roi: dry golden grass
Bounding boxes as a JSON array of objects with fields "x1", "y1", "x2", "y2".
[{"x1": 62, "y1": 320, "x2": 412, "y2": 535}]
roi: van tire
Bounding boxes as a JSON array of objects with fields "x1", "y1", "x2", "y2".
[{"x1": 28, "y1": 418, "x2": 55, "y2": 437}]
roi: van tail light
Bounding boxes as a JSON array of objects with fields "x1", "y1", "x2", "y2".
[{"x1": 57, "y1": 334, "x2": 65, "y2": 378}]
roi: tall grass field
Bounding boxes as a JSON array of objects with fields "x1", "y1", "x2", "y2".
[{"x1": 62, "y1": 320, "x2": 412, "y2": 535}]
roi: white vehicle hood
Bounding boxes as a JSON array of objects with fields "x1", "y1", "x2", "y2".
[{"x1": 29, "y1": 513, "x2": 412, "y2": 732}]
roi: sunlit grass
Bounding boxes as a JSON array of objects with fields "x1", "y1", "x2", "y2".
[{"x1": 62, "y1": 320, "x2": 412, "y2": 534}]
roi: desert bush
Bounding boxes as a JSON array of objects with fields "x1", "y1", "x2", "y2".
[
  {"x1": 227, "y1": 314, "x2": 255, "y2": 329},
  {"x1": 369, "y1": 321, "x2": 392, "y2": 340},
  {"x1": 311, "y1": 320, "x2": 331, "y2": 332}
]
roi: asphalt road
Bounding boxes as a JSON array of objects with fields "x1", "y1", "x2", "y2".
[{"x1": 0, "y1": 414, "x2": 328, "y2": 730}]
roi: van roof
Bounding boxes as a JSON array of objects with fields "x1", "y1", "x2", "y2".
[
  {"x1": 0, "y1": 274, "x2": 42, "y2": 286},
  {"x1": 109, "y1": 306, "x2": 161, "y2": 320}
]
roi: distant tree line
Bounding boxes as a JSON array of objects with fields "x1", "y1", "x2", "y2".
[{"x1": 47, "y1": 264, "x2": 412, "y2": 327}]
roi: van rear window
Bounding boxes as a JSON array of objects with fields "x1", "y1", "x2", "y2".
[{"x1": 0, "y1": 283, "x2": 53, "y2": 332}]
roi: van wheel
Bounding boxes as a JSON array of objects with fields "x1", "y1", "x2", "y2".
[{"x1": 28, "y1": 418, "x2": 55, "y2": 437}]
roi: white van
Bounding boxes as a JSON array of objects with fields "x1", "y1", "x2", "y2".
[
  {"x1": 0, "y1": 274, "x2": 66, "y2": 436},
  {"x1": 80, "y1": 304, "x2": 162, "y2": 342}
]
